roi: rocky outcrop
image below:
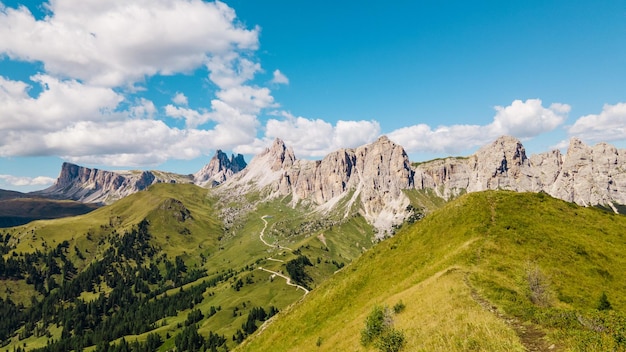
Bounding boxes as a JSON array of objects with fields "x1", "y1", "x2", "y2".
[
  {"x1": 224, "y1": 135, "x2": 626, "y2": 234},
  {"x1": 229, "y1": 138, "x2": 297, "y2": 193},
  {"x1": 414, "y1": 136, "x2": 626, "y2": 211},
  {"x1": 415, "y1": 136, "x2": 540, "y2": 198},
  {"x1": 194, "y1": 150, "x2": 247, "y2": 187},
  {"x1": 547, "y1": 139, "x2": 626, "y2": 210},
  {"x1": 223, "y1": 136, "x2": 415, "y2": 234},
  {"x1": 36, "y1": 135, "x2": 626, "y2": 234},
  {"x1": 37, "y1": 163, "x2": 194, "y2": 204},
  {"x1": 38, "y1": 150, "x2": 246, "y2": 204}
]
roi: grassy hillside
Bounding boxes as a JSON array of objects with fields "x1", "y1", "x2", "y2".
[
  {"x1": 0, "y1": 183, "x2": 374, "y2": 351},
  {"x1": 238, "y1": 191, "x2": 626, "y2": 351}
]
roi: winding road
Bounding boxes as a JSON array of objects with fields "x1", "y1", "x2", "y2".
[
  {"x1": 258, "y1": 267, "x2": 309, "y2": 295},
  {"x1": 258, "y1": 215, "x2": 308, "y2": 295},
  {"x1": 259, "y1": 215, "x2": 292, "y2": 251}
]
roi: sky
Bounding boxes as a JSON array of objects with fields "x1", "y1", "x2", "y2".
[{"x1": 0, "y1": 0, "x2": 625, "y2": 192}]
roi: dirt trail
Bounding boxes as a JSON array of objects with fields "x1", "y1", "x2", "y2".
[
  {"x1": 259, "y1": 215, "x2": 292, "y2": 251},
  {"x1": 464, "y1": 276, "x2": 558, "y2": 352},
  {"x1": 258, "y1": 267, "x2": 309, "y2": 295},
  {"x1": 258, "y1": 216, "x2": 308, "y2": 295}
]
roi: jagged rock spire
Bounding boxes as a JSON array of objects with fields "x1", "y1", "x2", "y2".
[{"x1": 194, "y1": 150, "x2": 247, "y2": 187}]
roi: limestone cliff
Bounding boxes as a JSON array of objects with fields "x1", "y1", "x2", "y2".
[
  {"x1": 414, "y1": 136, "x2": 626, "y2": 211},
  {"x1": 36, "y1": 135, "x2": 626, "y2": 234},
  {"x1": 37, "y1": 163, "x2": 194, "y2": 204},
  {"x1": 547, "y1": 139, "x2": 626, "y2": 211},
  {"x1": 222, "y1": 136, "x2": 415, "y2": 234}
]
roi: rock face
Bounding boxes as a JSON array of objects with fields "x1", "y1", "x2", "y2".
[
  {"x1": 223, "y1": 135, "x2": 626, "y2": 234},
  {"x1": 37, "y1": 163, "x2": 194, "y2": 204},
  {"x1": 547, "y1": 139, "x2": 626, "y2": 211},
  {"x1": 194, "y1": 150, "x2": 247, "y2": 187},
  {"x1": 414, "y1": 136, "x2": 626, "y2": 211},
  {"x1": 223, "y1": 136, "x2": 415, "y2": 234},
  {"x1": 38, "y1": 135, "x2": 626, "y2": 233},
  {"x1": 39, "y1": 151, "x2": 246, "y2": 204},
  {"x1": 415, "y1": 136, "x2": 540, "y2": 199}
]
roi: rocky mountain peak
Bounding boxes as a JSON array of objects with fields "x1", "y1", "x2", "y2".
[
  {"x1": 221, "y1": 136, "x2": 415, "y2": 235},
  {"x1": 546, "y1": 137, "x2": 626, "y2": 210},
  {"x1": 194, "y1": 150, "x2": 247, "y2": 187},
  {"x1": 265, "y1": 138, "x2": 296, "y2": 171},
  {"x1": 56, "y1": 162, "x2": 80, "y2": 187},
  {"x1": 567, "y1": 137, "x2": 586, "y2": 153},
  {"x1": 55, "y1": 162, "x2": 105, "y2": 189},
  {"x1": 475, "y1": 135, "x2": 529, "y2": 172},
  {"x1": 416, "y1": 135, "x2": 626, "y2": 213},
  {"x1": 230, "y1": 153, "x2": 247, "y2": 172},
  {"x1": 225, "y1": 138, "x2": 298, "y2": 191}
]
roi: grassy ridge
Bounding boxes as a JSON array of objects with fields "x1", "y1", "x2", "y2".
[{"x1": 238, "y1": 191, "x2": 626, "y2": 351}]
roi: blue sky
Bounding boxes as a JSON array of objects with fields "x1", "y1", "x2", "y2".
[{"x1": 0, "y1": 0, "x2": 625, "y2": 192}]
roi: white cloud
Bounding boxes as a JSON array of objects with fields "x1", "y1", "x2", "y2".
[
  {"x1": 39, "y1": 120, "x2": 211, "y2": 166},
  {"x1": 0, "y1": 74, "x2": 123, "y2": 132},
  {"x1": 388, "y1": 99, "x2": 570, "y2": 154},
  {"x1": 271, "y1": 69, "x2": 289, "y2": 85},
  {"x1": 0, "y1": 1, "x2": 272, "y2": 167},
  {"x1": 0, "y1": 0, "x2": 259, "y2": 87},
  {"x1": 165, "y1": 85, "x2": 271, "y2": 131},
  {"x1": 567, "y1": 102, "x2": 626, "y2": 142},
  {"x1": 238, "y1": 112, "x2": 381, "y2": 157},
  {"x1": 490, "y1": 99, "x2": 569, "y2": 138},
  {"x1": 165, "y1": 105, "x2": 212, "y2": 128},
  {"x1": 206, "y1": 54, "x2": 262, "y2": 89},
  {"x1": 215, "y1": 85, "x2": 276, "y2": 115},
  {"x1": 130, "y1": 98, "x2": 157, "y2": 119},
  {"x1": 172, "y1": 92, "x2": 188, "y2": 106},
  {"x1": 333, "y1": 120, "x2": 382, "y2": 150},
  {"x1": 0, "y1": 174, "x2": 55, "y2": 187}
]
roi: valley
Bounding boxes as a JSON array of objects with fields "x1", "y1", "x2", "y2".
[{"x1": 0, "y1": 183, "x2": 373, "y2": 351}]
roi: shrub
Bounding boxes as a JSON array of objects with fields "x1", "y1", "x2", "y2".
[
  {"x1": 526, "y1": 263, "x2": 551, "y2": 307},
  {"x1": 361, "y1": 305, "x2": 405, "y2": 351},
  {"x1": 393, "y1": 300, "x2": 406, "y2": 314},
  {"x1": 597, "y1": 292, "x2": 612, "y2": 311},
  {"x1": 361, "y1": 305, "x2": 390, "y2": 346},
  {"x1": 375, "y1": 328, "x2": 405, "y2": 352}
]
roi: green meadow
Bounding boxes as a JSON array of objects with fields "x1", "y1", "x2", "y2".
[{"x1": 239, "y1": 191, "x2": 626, "y2": 351}]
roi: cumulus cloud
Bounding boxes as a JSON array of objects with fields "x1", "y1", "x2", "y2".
[
  {"x1": 0, "y1": 0, "x2": 274, "y2": 166},
  {"x1": 165, "y1": 105, "x2": 212, "y2": 128},
  {"x1": 130, "y1": 98, "x2": 157, "y2": 119},
  {"x1": 490, "y1": 100, "x2": 570, "y2": 138},
  {"x1": 271, "y1": 69, "x2": 289, "y2": 84},
  {"x1": 215, "y1": 86, "x2": 276, "y2": 115},
  {"x1": 567, "y1": 102, "x2": 626, "y2": 142},
  {"x1": 206, "y1": 54, "x2": 261, "y2": 89},
  {"x1": 165, "y1": 85, "x2": 272, "y2": 131},
  {"x1": 38, "y1": 120, "x2": 236, "y2": 166},
  {"x1": 0, "y1": 0, "x2": 259, "y2": 87},
  {"x1": 0, "y1": 174, "x2": 55, "y2": 187},
  {"x1": 388, "y1": 99, "x2": 570, "y2": 154},
  {"x1": 237, "y1": 112, "x2": 381, "y2": 157},
  {"x1": 172, "y1": 92, "x2": 188, "y2": 106},
  {"x1": 0, "y1": 74, "x2": 123, "y2": 132}
]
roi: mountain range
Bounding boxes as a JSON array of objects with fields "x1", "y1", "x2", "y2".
[
  {"x1": 26, "y1": 135, "x2": 626, "y2": 234},
  {"x1": 1, "y1": 135, "x2": 625, "y2": 352}
]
